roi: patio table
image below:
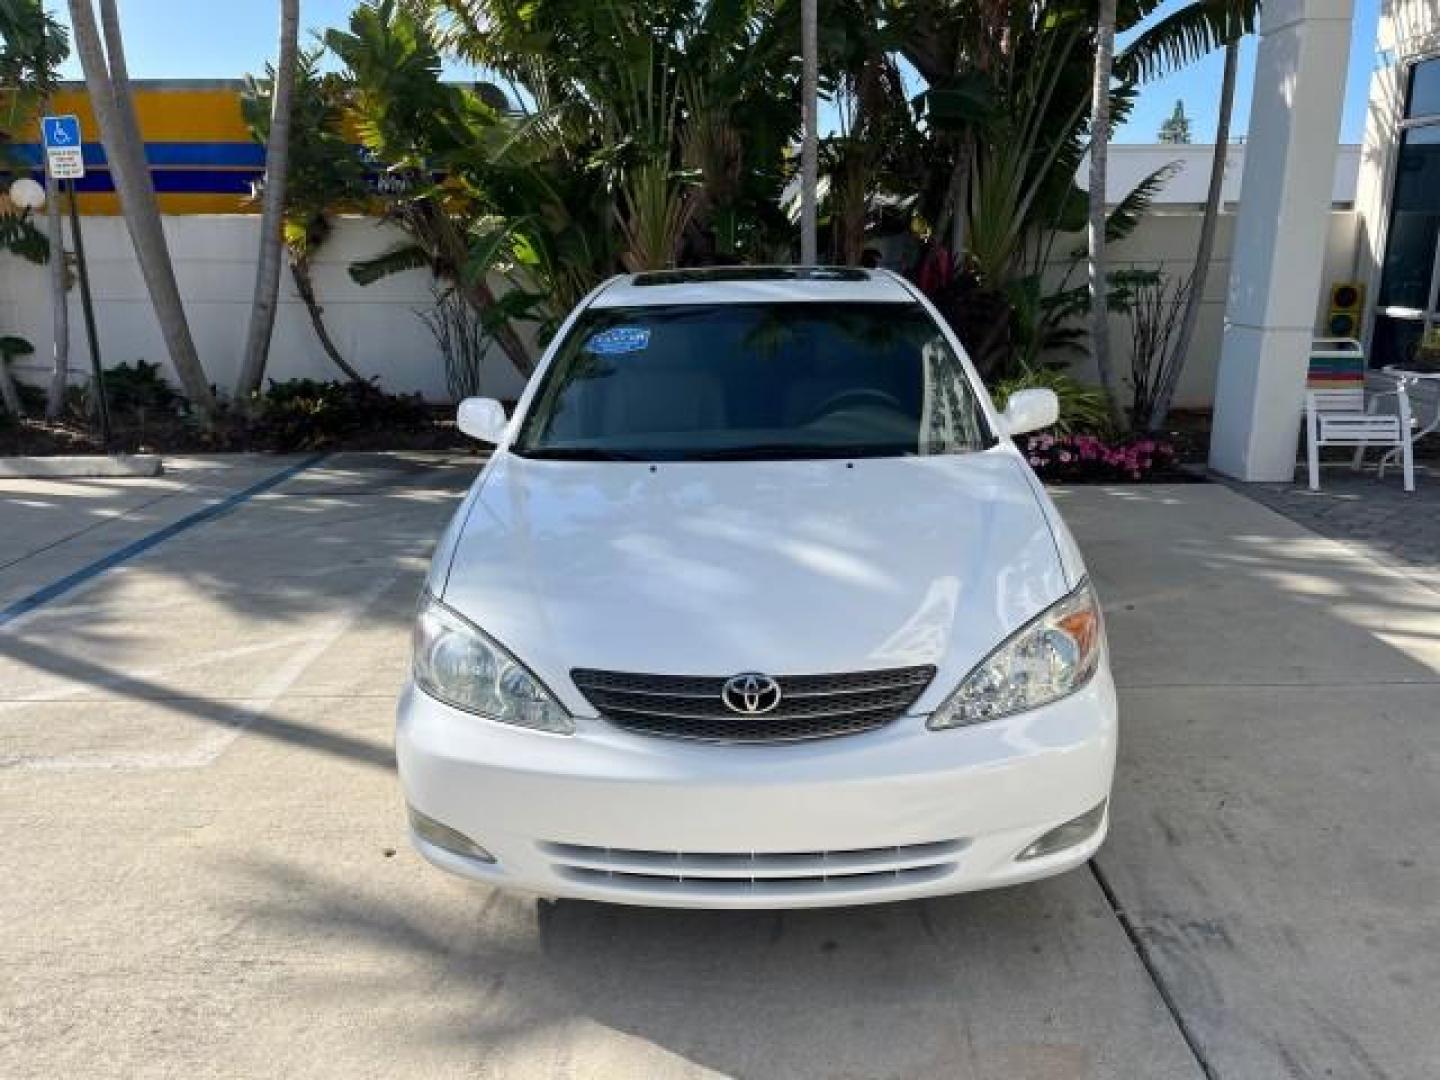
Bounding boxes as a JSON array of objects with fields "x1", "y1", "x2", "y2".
[
  {"x1": 1382, "y1": 365, "x2": 1440, "y2": 438},
  {"x1": 1375, "y1": 365, "x2": 1440, "y2": 473}
]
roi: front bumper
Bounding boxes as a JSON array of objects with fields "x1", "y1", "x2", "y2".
[{"x1": 395, "y1": 669, "x2": 1117, "y2": 909}]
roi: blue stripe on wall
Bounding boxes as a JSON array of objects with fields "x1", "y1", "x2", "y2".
[
  {"x1": 55, "y1": 168, "x2": 262, "y2": 195},
  {"x1": 13, "y1": 141, "x2": 269, "y2": 167}
]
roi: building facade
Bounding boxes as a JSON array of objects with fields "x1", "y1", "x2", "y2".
[{"x1": 1355, "y1": 10, "x2": 1440, "y2": 370}]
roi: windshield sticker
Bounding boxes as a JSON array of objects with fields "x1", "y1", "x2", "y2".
[{"x1": 584, "y1": 326, "x2": 650, "y2": 356}]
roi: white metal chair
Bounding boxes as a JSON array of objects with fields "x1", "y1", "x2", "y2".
[{"x1": 1304, "y1": 338, "x2": 1415, "y2": 493}]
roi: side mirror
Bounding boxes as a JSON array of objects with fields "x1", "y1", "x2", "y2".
[
  {"x1": 457, "y1": 397, "x2": 509, "y2": 444},
  {"x1": 999, "y1": 389, "x2": 1060, "y2": 437}
]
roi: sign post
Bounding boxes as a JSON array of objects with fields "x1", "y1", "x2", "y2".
[{"x1": 41, "y1": 114, "x2": 109, "y2": 447}]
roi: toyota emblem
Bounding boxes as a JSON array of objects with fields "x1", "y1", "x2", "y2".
[{"x1": 721, "y1": 672, "x2": 782, "y2": 715}]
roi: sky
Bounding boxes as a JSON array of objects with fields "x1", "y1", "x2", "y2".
[{"x1": 52, "y1": 0, "x2": 1383, "y2": 145}]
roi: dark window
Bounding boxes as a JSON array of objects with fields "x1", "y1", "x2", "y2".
[
  {"x1": 1406, "y1": 57, "x2": 1440, "y2": 120},
  {"x1": 513, "y1": 303, "x2": 992, "y2": 461}
]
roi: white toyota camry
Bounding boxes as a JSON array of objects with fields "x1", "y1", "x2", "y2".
[{"x1": 397, "y1": 266, "x2": 1116, "y2": 909}]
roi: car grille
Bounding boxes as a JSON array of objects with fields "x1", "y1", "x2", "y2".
[
  {"x1": 542, "y1": 839, "x2": 966, "y2": 900},
  {"x1": 569, "y1": 665, "x2": 936, "y2": 743}
]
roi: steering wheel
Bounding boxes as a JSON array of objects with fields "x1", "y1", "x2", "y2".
[{"x1": 802, "y1": 387, "x2": 904, "y2": 424}]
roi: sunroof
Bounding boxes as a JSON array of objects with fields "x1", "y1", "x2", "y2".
[{"x1": 631, "y1": 266, "x2": 872, "y2": 286}]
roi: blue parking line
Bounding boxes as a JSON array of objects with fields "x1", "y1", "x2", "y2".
[{"x1": 0, "y1": 454, "x2": 327, "y2": 630}]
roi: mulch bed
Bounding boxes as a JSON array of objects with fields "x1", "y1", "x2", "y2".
[{"x1": 0, "y1": 407, "x2": 481, "y2": 457}]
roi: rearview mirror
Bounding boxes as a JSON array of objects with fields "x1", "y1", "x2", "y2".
[
  {"x1": 457, "y1": 397, "x2": 509, "y2": 444},
  {"x1": 1000, "y1": 389, "x2": 1060, "y2": 437}
]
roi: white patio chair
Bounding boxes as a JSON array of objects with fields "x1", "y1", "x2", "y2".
[{"x1": 1304, "y1": 338, "x2": 1414, "y2": 493}]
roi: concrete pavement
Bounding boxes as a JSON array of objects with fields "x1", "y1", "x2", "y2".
[{"x1": 1, "y1": 457, "x2": 1436, "y2": 1078}]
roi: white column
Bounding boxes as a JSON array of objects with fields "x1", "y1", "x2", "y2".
[{"x1": 1209, "y1": 0, "x2": 1354, "y2": 481}]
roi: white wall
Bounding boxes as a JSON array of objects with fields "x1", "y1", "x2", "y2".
[
  {"x1": 0, "y1": 214, "x2": 530, "y2": 402},
  {"x1": 0, "y1": 204, "x2": 1362, "y2": 412},
  {"x1": 1097, "y1": 144, "x2": 1362, "y2": 207},
  {"x1": 1047, "y1": 208, "x2": 1360, "y2": 408}
]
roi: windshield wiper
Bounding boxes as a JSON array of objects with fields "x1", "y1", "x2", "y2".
[
  {"x1": 514, "y1": 446, "x2": 650, "y2": 461},
  {"x1": 682, "y1": 443, "x2": 907, "y2": 461}
]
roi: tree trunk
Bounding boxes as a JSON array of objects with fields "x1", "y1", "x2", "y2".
[
  {"x1": 236, "y1": 0, "x2": 300, "y2": 401},
  {"x1": 70, "y1": 0, "x2": 215, "y2": 420},
  {"x1": 415, "y1": 200, "x2": 534, "y2": 376},
  {"x1": 948, "y1": 134, "x2": 973, "y2": 255},
  {"x1": 44, "y1": 151, "x2": 70, "y2": 419},
  {"x1": 1147, "y1": 38, "x2": 1239, "y2": 433},
  {"x1": 290, "y1": 259, "x2": 367, "y2": 384},
  {"x1": 799, "y1": 0, "x2": 818, "y2": 265},
  {"x1": 465, "y1": 274, "x2": 533, "y2": 378},
  {"x1": 1087, "y1": 0, "x2": 1124, "y2": 430}
]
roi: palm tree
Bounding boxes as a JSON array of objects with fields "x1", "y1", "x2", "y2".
[
  {"x1": 800, "y1": 0, "x2": 818, "y2": 264},
  {"x1": 239, "y1": 50, "x2": 369, "y2": 384},
  {"x1": 1087, "y1": 0, "x2": 1124, "y2": 428},
  {"x1": 68, "y1": 0, "x2": 215, "y2": 418},
  {"x1": 235, "y1": 0, "x2": 299, "y2": 400},
  {"x1": 326, "y1": 0, "x2": 536, "y2": 375},
  {"x1": 1119, "y1": 0, "x2": 1258, "y2": 431}
]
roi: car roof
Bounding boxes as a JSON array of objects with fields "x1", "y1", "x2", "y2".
[{"x1": 590, "y1": 266, "x2": 917, "y2": 309}]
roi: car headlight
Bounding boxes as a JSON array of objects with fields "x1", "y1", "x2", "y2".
[
  {"x1": 412, "y1": 591, "x2": 574, "y2": 734},
  {"x1": 928, "y1": 579, "x2": 1103, "y2": 729}
]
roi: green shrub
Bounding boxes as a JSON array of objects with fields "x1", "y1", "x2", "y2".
[
  {"x1": 253, "y1": 377, "x2": 429, "y2": 449},
  {"x1": 989, "y1": 365, "x2": 1113, "y2": 436},
  {"x1": 97, "y1": 360, "x2": 187, "y2": 418}
]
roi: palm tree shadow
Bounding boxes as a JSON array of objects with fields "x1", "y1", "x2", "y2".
[{"x1": 224, "y1": 852, "x2": 1119, "y2": 1079}]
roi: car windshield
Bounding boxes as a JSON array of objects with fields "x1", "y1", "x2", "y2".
[{"x1": 513, "y1": 302, "x2": 993, "y2": 461}]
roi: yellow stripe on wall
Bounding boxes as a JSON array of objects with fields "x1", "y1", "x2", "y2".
[{"x1": 47, "y1": 85, "x2": 252, "y2": 144}]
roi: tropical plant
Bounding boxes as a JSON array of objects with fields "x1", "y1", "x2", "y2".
[
  {"x1": 335, "y1": 0, "x2": 801, "y2": 353},
  {"x1": 0, "y1": 333, "x2": 32, "y2": 414},
  {"x1": 240, "y1": 47, "x2": 369, "y2": 384},
  {"x1": 1120, "y1": 0, "x2": 1259, "y2": 431},
  {"x1": 0, "y1": 196, "x2": 51, "y2": 420},
  {"x1": 1110, "y1": 265, "x2": 1193, "y2": 426},
  {"x1": 68, "y1": 0, "x2": 215, "y2": 419},
  {"x1": 817, "y1": 2, "x2": 914, "y2": 265},
  {"x1": 0, "y1": 0, "x2": 66, "y2": 125},
  {"x1": 97, "y1": 357, "x2": 184, "y2": 416},
  {"x1": 1, "y1": 0, "x2": 69, "y2": 416},
  {"x1": 255, "y1": 376, "x2": 428, "y2": 449},
  {"x1": 419, "y1": 286, "x2": 491, "y2": 400},
  {"x1": 898, "y1": 0, "x2": 1178, "y2": 385},
  {"x1": 1019, "y1": 429, "x2": 1177, "y2": 480},
  {"x1": 236, "y1": 0, "x2": 300, "y2": 399},
  {"x1": 325, "y1": 0, "x2": 536, "y2": 373},
  {"x1": 990, "y1": 362, "x2": 1114, "y2": 434}
]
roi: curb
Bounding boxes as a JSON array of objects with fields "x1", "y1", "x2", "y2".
[{"x1": 0, "y1": 454, "x2": 164, "y2": 479}]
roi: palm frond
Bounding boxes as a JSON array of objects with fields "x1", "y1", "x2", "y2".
[
  {"x1": 1069, "y1": 161, "x2": 1180, "y2": 257},
  {"x1": 348, "y1": 241, "x2": 432, "y2": 286},
  {"x1": 1117, "y1": 0, "x2": 1257, "y2": 84},
  {"x1": 1105, "y1": 161, "x2": 1181, "y2": 245}
]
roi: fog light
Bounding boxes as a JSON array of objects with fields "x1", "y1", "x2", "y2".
[
  {"x1": 1017, "y1": 800, "x2": 1107, "y2": 861},
  {"x1": 407, "y1": 806, "x2": 495, "y2": 863}
]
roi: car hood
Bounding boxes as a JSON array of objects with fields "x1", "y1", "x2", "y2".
[{"x1": 440, "y1": 450, "x2": 1070, "y2": 716}]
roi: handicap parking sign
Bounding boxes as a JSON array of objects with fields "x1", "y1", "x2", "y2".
[
  {"x1": 40, "y1": 114, "x2": 85, "y2": 179},
  {"x1": 42, "y1": 115, "x2": 80, "y2": 148}
]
